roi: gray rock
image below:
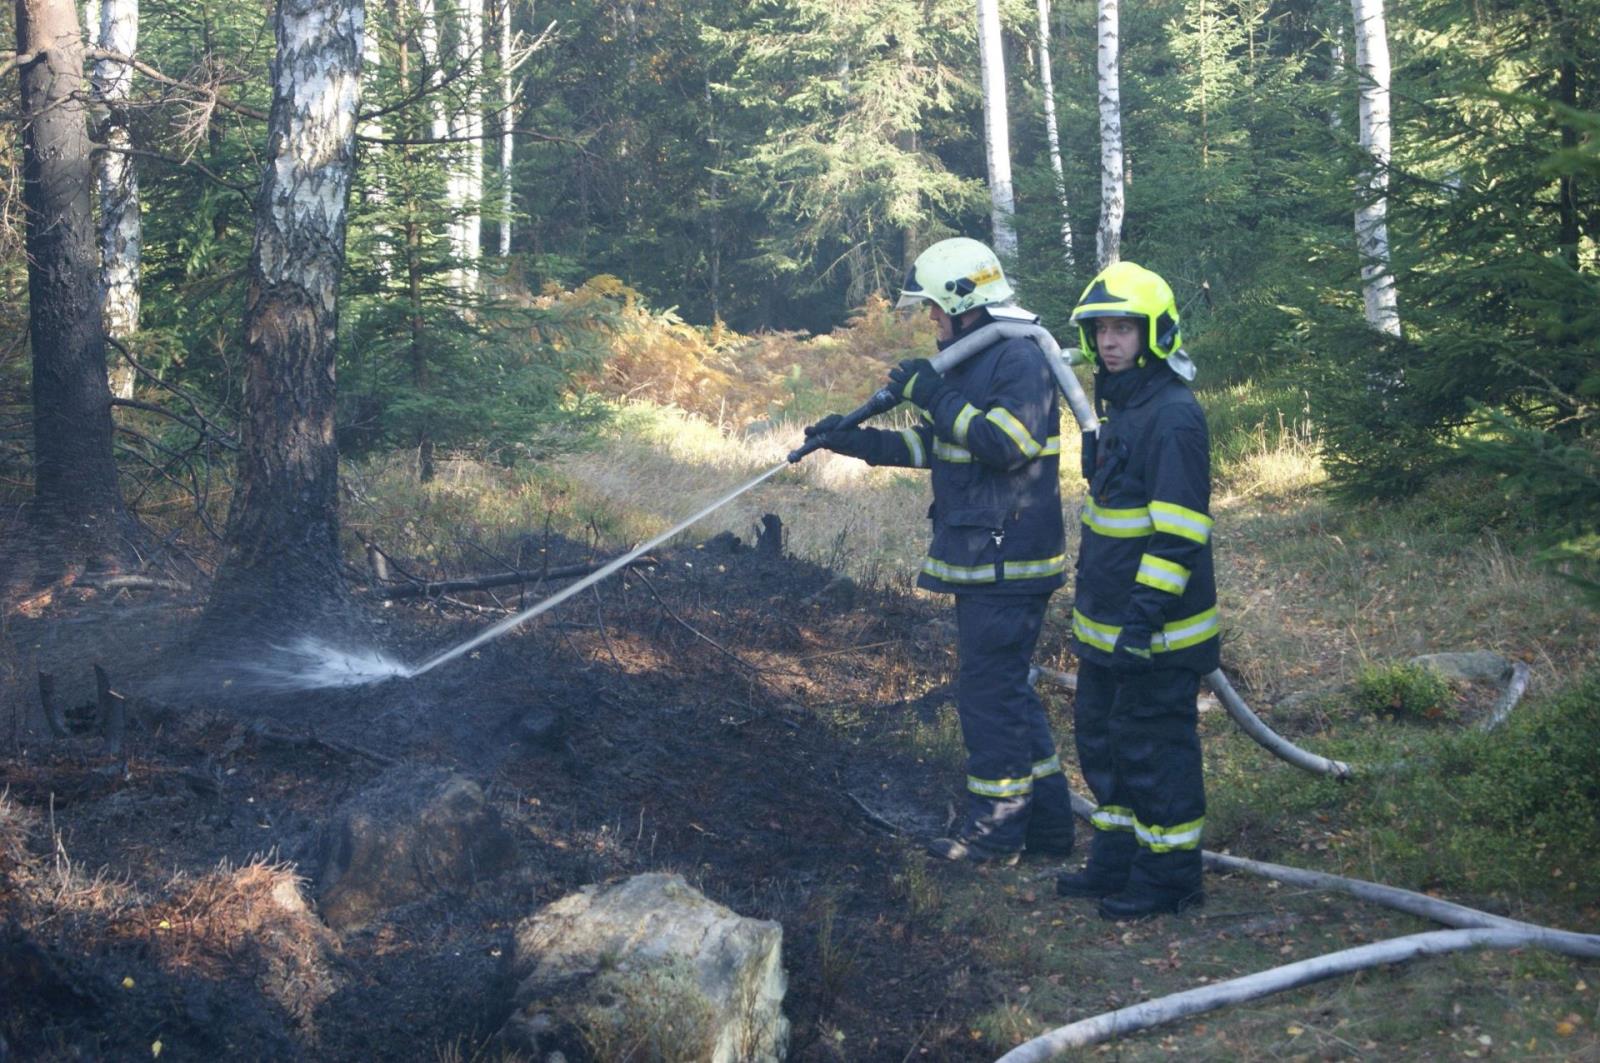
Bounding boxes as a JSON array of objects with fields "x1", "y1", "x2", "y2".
[
  {"x1": 1407, "y1": 651, "x2": 1512, "y2": 684},
  {"x1": 501, "y1": 872, "x2": 788, "y2": 1062},
  {"x1": 315, "y1": 767, "x2": 517, "y2": 932}
]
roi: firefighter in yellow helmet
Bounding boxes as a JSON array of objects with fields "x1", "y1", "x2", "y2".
[
  {"x1": 803, "y1": 237, "x2": 1077, "y2": 864},
  {"x1": 1058, "y1": 261, "x2": 1217, "y2": 919}
]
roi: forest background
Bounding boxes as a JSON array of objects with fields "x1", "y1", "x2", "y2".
[{"x1": 0, "y1": 0, "x2": 1593, "y2": 530}]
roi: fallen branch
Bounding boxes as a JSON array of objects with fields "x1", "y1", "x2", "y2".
[
  {"x1": 375, "y1": 556, "x2": 657, "y2": 600},
  {"x1": 1480, "y1": 660, "x2": 1531, "y2": 732},
  {"x1": 77, "y1": 575, "x2": 191, "y2": 594},
  {"x1": 630, "y1": 569, "x2": 761, "y2": 674},
  {"x1": 247, "y1": 724, "x2": 395, "y2": 766},
  {"x1": 1203, "y1": 669, "x2": 1353, "y2": 780},
  {"x1": 996, "y1": 926, "x2": 1600, "y2": 1062},
  {"x1": 845, "y1": 791, "x2": 903, "y2": 836}
]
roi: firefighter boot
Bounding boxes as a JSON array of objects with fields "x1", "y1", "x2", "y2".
[
  {"x1": 1097, "y1": 849, "x2": 1204, "y2": 920},
  {"x1": 1023, "y1": 772, "x2": 1076, "y2": 857},
  {"x1": 1055, "y1": 828, "x2": 1136, "y2": 898},
  {"x1": 927, "y1": 793, "x2": 1026, "y2": 866}
]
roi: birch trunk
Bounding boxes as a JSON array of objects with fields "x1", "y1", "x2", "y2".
[
  {"x1": 497, "y1": 0, "x2": 513, "y2": 256},
  {"x1": 1351, "y1": 0, "x2": 1399, "y2": 335},
  {"x1": 1095, "y1": 0, "x2": 1123, "y2": 267},
  {"x1": 975, "y1": 0, "x2": 1016, "y2": 261},
  {"x1": 205, "y1": 0, "x2": 365, "y2": 634},
  {"x1": 454, "y1": 0, "x2": 483, "y2": 286},
  {"x1": 91, "y1": 0, "x2": 140, "y2": 399},
  {"x1": 1036, "y1": 0, "x2": 1072, "y2": 267},
  {"x1": 13, "y1": 0, "x2": 135, "y2": 574}
]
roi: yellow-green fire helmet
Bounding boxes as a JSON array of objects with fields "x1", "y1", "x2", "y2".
[
  {"x1": 895, "y1": 237, "x2": 1014, "y2": 316},
  {"x1": 1070, "y1": 261, "x2": 1182, "y2": 366}
]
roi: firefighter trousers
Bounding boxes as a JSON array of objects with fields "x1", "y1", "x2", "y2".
[
  {"x1": 954, "y1": 593, "x2": 1075, "y2": 853},
  {"x1": 1073, "y1": 660, "x2": 1205, "y2": 898}
]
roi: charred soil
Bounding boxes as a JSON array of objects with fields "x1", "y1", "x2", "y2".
[{"x1": 1, "y1": 531, "x2": 1068, "y2": 1061}]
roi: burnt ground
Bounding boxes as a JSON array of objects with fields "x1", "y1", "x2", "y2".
[{"x1": 1, "y1": 530, "x2": 1076, "y2": 1061}]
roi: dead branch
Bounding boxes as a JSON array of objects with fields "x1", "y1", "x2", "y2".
[
  {"x1": 1203, "y1": 668, "x2": 1353, "y2": 780},
  {"x1": 376, "y1": 556, "x2": 657, "y2": 600},
  {"x1": 105, "y1": 336, "x2": 240, "y2": 449},
  {"x1": 246, "y1": 723, "x2": 395, "y2": 767},
  {"x1": 997, "y1": 926, "x2": 1600, "y2": 1061},
  {"x1": 630, "y1": 569, "x2": 761, "y2": 674},
  {"x1": 37, "y1": 672, "x2": 68, "y2": 738},
  {"x1": 77, "y1": 575, "x2": 191, "y2": 594},
  {"x1": 1480, "y1": 660, "x2": 1531, "y2": 732},
  {"x1": 845, "y1": 791, "x2": 903, "y2": 835}
]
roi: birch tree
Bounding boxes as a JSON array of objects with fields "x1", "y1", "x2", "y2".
[
  {"x1": 450, "y1": 0, "x2": 483, "y2": 286},
  {"x1": 1095, "y1": 0, "x2": 1123, "y2": 267},
  {"x1": 1351, "y1": 0, "x2": 1399, "y2": 336},
  {"x1": 205, "y1": 0, "x2": 364, "y2": 633},
  {"x1": 975, "y1": 0, "x2": 1016, "y2": 260},
  {"x1": 496, "y1": 0, "x2": 514, "y2": 256},
  {"x1": 91, "y1": 0, "x2": 140, "y2": 399},
  {"x1": 9, "y1": 0, "x2": 135, "y2": 578},
  {"x1": 1035, "y1": 0, "x2": 1072, "y2": 267}
]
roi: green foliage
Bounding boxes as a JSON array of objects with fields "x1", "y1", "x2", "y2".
[
  {"x1": 1434, "y1": 672, "x2": 1600, "y2": 889},
  {"x1": 1354, "y1": 662, "x2": 1457, "y2": 722},
  {"x1": 1459, "y1": 406, "x2": 1600, "y2": 604}
]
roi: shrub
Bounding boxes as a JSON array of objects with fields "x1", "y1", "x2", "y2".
[
  {"x1": 1354, "y1": 662, "x2": 1456, "y2": 722},
  {"x1": 1436, "y1": 671, "x2": 1600, "y2": 894}
]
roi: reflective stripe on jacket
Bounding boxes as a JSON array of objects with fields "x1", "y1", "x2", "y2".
[
  {"x1": 839, "y1": 331, "x2": 1066, "y2": 597},
  {"x1": 1071, "y1": 366, "x2": 1220, "y2": 672}
]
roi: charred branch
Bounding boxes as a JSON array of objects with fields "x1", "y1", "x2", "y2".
[{"x1": 375, "y1": 556, "x2": 658, "y2": 600}]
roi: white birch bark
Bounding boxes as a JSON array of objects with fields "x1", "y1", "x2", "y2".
[
  {"x1": 498, "y1": 0, "x2": 514, "y2": 256},
  {"x1": 454, "y1": 0, "x2": 483, "y2": 285},
  {"x1": 976, "y1": 0, "x2": 1017, "y2": 261},
  {"x1": 205, "y1": 0, "x2": 365, "y2": 625},
  {"x1": 92, "y1": 0, "x2": 141, "y2": 398},
  {"x1": 1095, "y1": 0, "x2": 1123, "y2": 267},
  {"x1": 1036, "y1": 0, "x2": 1072, "y2": 267},
  {"x1": 1351, "y1": 0, "x2": 1400, "y2": 335}
]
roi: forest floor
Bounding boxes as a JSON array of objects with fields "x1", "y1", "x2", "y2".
[{"x1": 3, "y1": 512, "x2": 1599, "y2": 1060}]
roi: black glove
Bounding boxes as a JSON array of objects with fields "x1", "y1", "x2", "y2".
[
  {"x1": 804, "y1": 413, "x2": 846, "y2": 437},
  {"x1": 1108, "y1": 624, "x2": 1154, "y2": 673},
  {"x1": 802, "y1": 413, "x2": 867, "y2": 457},
  {"x1": 886, "y1": 358, "x2": 949, "y2": 410}
]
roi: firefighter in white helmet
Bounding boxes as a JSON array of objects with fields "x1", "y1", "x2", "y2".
[{"x1": 804, "y1": 237, "x2": 1077, "y2": 864}]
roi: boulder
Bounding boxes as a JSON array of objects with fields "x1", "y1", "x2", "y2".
[
  {"x1": 501, "y1": 872, "x2": 788, "y2": 1062},
  {"x1": 1406, "y1": 651, "x2": 1513, "y2": 684},
  {"x1": 315, "y1": 768, "x2": 517, "y2": 932}
]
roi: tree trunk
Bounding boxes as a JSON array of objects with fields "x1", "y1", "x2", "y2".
[
  {"x1": 204, "y1": 0, "x2": 365, "y2": 637},
  {"x1": 976, "y1": 0, "x2": 1016, "y2": 261},
  {"x1": 497, "y1": 0, "x2": 514, "y2": 256},
  {"x1": 1351, "y1": 0, "x2": 1400, "y2": 336},
  {"x1": 1035, "y1": 0, "x2": 1072, "y2": 267},
  {"x1": 1095, "y1": 0, "x2": 1123, "y2": 268},
  {"x1": 91, "y1": 0, "x2": 140, "y2": 400},
  {"x1": 11, "y1": 0, "x2": 135, "y2": 579}
]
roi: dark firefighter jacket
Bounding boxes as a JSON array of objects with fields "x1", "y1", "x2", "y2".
[
  {"x1": 829, "y1": 330, "x2": 1065, "y2": 597},
  {"x1": 1070, "y1": 364, "x2": 1220, "y2": 672}
]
